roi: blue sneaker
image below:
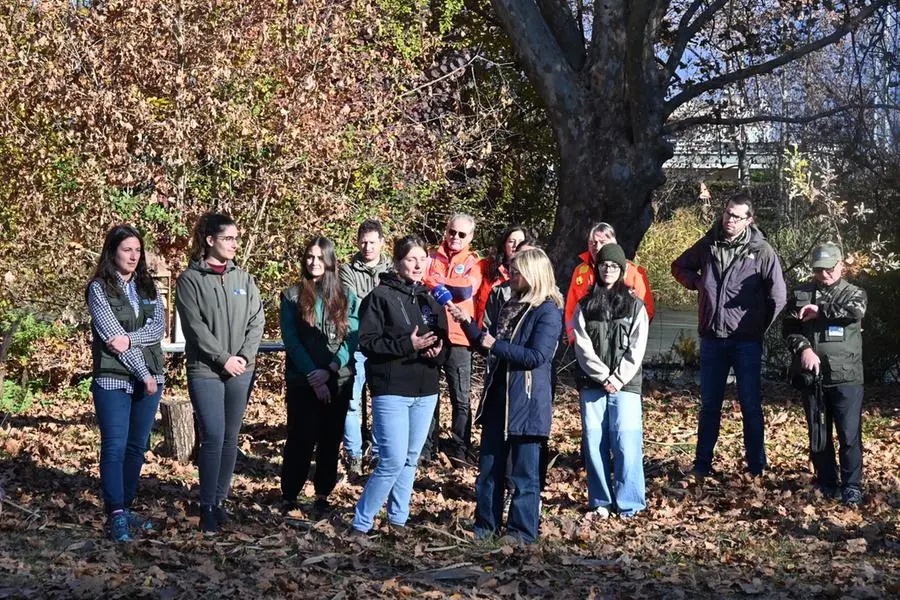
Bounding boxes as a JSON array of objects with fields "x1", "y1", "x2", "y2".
[
  {"x1": 108, "y1": 512, "x2": 132, "y2": 542},
  {"x1": 123, "y1": 509, "x2": 154, "y2": 532}
]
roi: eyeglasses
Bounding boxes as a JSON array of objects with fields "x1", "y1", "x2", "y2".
[
  {"x1": 447, "y1": 228, "x2": 469, "y2": 239},
  {"x1": 216, "y1": 235, "x2": 240, "y2": 243},
  {"x1": 598, "y1": 262, "x2": 621, "y2": 272},
  {"x1": 724, "y1": 211, "x2": 750, "y2": 222}
]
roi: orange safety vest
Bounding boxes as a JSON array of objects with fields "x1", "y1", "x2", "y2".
[
  {"x1": 424, "y1": 245, "x2": 484, "y2": 346},
  {"x1": 564, "y1": 251, "x2": 655, "y2": 343}
]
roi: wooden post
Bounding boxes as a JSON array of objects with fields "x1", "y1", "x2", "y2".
[{"x1": 159, "y1": 398, "x2": 196, "y2": 463}]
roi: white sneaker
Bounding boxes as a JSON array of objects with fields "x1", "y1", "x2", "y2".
[{"x1": 594, "y1": 506, "x2": 610, "y2": 519}]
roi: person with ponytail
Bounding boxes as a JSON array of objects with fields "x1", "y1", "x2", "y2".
[
  {"x1": 87, "y1": 225, "x2": 165, "y2": 542},
  {"x1": 175, "y1": 212, "x2": 264, "y2": 534},
  {"x1": 279, "y1": 237, "x2": 359, "y2": 515},
  {"x1": 572, "y1": 243, "x2": 649, "y2": 518}
]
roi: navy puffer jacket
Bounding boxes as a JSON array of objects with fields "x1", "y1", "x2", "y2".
[{"x1": 475, "y1": 299, "x2": 561, "y2": 438}]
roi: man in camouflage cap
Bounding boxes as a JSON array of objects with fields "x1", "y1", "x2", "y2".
[{"x1": 783, "y1": 242, "x2": 867, "y2": 506}]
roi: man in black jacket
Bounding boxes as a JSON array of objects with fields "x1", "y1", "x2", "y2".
[
  {"x1": 672, "y1": 193, "x2": 786, "y2": 477},
  {"x1": 783, "y1": 242, "x2": 867, "y2": 505}
]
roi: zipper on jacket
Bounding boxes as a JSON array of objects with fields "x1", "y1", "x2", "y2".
[
  {"x1": 221, "y1": 271, "x2": 232, "y2": 355},
  {"x1": 503, "y1": 305, "x2": 533, "y2": 441}
]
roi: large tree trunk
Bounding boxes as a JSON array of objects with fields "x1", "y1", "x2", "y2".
[{"x1": 547, "y1": 111, "x2": 672, "y2": 288}]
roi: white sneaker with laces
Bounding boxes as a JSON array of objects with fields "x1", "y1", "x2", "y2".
[{"x1": 594, "y1": 506, "x2": 610, "y2": 519}]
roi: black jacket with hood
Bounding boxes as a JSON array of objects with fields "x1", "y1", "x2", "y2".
[{"x1": 358, "y1": 272, "x2": 449, "y2": 397}]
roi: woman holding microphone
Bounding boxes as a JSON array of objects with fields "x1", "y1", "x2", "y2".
[{"x1": 449, "y1": 248, "x2": 562, "y2": 543}]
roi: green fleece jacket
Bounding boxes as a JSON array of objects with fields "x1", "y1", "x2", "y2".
[{"x1": 175, "y1": 258, "x2": 265, "y2": 378}]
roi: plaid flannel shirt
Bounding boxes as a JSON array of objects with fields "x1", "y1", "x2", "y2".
[{"x1": 87, "y1": 276, "x2": 165, "y2": 393}]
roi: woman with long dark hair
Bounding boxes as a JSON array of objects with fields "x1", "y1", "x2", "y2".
[
  {"x1": 572, "y1": 243, "x2": 649, "y2": 518},
  {"x1": 280, "y1": 237, "x2": 359, "y2": 515},
  {"x1": 350, "y1": 235, "x2": 448, "y2": 535},
  {"x1": 176, "y1": 212, "x2": 264, "y2": 534},
  {"x1": 86, "y1": 225, "x2": 165, "y2": 541},
  {"x1": 474, "y1": 225, "x2": 528, "y2": 326}
]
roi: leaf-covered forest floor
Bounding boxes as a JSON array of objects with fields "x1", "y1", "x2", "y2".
[{"x1": 1, "y1": 374, "x2": 898, "y2": 599}]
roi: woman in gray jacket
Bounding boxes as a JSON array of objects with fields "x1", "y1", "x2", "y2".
[{"x1": 176, "y1": 212, "x2": 264, "y2": 534}]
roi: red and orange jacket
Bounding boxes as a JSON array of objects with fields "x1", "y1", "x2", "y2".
[
  {"x1": 564, "y1": 251, "x2": 654, "y2": 343},
  {"x1": 473, "y1": 263, "x2": 509, "y2": 327},
  {"x1": 424, "y1": 245, "x2": 485, "y2": 347}
]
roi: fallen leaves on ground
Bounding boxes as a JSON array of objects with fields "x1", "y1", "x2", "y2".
[{"x1": 0, "y1": 377, "x2": 898, "y2": 599}]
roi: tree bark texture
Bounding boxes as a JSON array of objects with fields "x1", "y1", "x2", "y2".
[
  {"x1": 159, "y1": 398, "x2": 197, "y2": 464},
  {"x1": 489, "y1": 0, "x2": 889, "y2": 287},
  {"x1": 490, "y1": 0, "x2": 672, "y2": 285}
]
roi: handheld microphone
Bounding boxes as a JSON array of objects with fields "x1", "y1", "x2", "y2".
[{"x1": 430, "y1": 284, "x2": 453, "y2": 307}]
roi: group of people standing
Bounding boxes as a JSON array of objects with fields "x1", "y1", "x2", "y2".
[{"x1": 85, "y1": 192, "x2": 868, "y2": 544}]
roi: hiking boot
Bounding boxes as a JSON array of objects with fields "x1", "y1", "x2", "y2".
[
  {"x1": 108, "y1": 512, "x2": 132, "y2": 542},
  {"x1": 123, "y1": 509, "x2": 153, "y2": 533},
  {"x1": 816, "y1": 484, "x2": 841, "y2": 500},
  {"x1": 200, "y1": 505, "x2": 219, "y2": 535},
  {"x1": 346, "y1": 455, "x2": 363, "y2": 478},
  {"x1": 214, "y1": 503, "x2": 230, "y2": 527},
  {"x1": 312, "y1": 496, "x2": 331, "y2": 517},
  {"x1": 842, "y1": 486, "x2": 863, "y2": 506}
]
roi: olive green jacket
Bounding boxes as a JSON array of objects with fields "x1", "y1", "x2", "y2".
[{"x1": 175, "y1": 259, "x2": 265, "y2": 379}]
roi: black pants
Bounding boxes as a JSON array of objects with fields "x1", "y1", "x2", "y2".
[
  {"x1": 804, "y1": 384, "x2": 863, "y2": 490},
  {"x1": 281, "y1": 377, "x2": 352, "y2": 501},
  {"x1": 423, "y1": 345, "x2": 473, "y2": 459},
  {"x1": 189, "y1": 371, "x2": 255, "y2": 507}
]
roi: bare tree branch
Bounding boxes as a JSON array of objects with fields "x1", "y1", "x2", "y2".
[
  {"x1": 664, "y1": 0, "x2": 729, "y2": 82},
  {"x1": 664, "y1": 102, "x2": 900, "y2": 134},
  {"x1": 490, "y1": 0, "x2": 583, "y2": 132},
  {"x1": 535, "y1": 0, "x2": 586, "y2": 71},
  {"x1": 664, "y1": 0, "x2": 891, "y2": 116}
]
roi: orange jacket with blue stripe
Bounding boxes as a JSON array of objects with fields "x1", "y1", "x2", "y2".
[
  {"x1": 424, "y1": 244, "x2": 485, "y2": 346},
  {"x1": 564, "y1": 251, "x2": 654, "y2": 343}
]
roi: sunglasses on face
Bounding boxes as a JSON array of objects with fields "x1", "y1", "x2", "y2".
[{"x1": 447, "y1": 228, "x2": 469, "y2": 239}]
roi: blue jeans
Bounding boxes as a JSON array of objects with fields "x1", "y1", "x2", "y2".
[
  {"x1": 344, "y1": 351, "x2": 378, "y2": 458},
  {"x1": 580, "y1": 388, "x2": 645, "y2": 516},
  {"x1": 189, "y1": 372, "x2": 254, "y2": 506},
  {"x1": 474, "y1": 394, "x2": 542, "y2": 543},
  {"x1": 352, "y1": 393, "x2": 437, "y2": 532},
  {"x1": 93, "y1": 381, "x2": 163, "y2": 514},
  {"x1": 696, "y1": 337, "x2": 766, "y2": 474}
]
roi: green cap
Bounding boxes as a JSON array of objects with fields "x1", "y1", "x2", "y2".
[
  {"x1": 811, "y1": 242, "x2": 843, "y2": 269},
  {"x1": 597, "y1": 243, "x2": 628, "y2": 271}
]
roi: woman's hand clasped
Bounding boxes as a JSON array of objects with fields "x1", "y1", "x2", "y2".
[
  {"x1": 106, "y1": 335, "x2": 130, "y2": 355},
  {"x1": 307, "y1": 368, "x2": 331, "y2": 388},
  {"x1": 223, "y1": 356, "x2": 247, "y2": 377},
  {"x1": 410, "y1": 326, "x2": 438, "y2": 351},
  {"x1": 422, "y1": 339, "x2": 443, "y2": 359}
]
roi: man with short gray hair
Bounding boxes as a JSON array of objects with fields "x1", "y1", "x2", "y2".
[{"x1": 422, "y1": 213, "x2": 484, "y2": 463}]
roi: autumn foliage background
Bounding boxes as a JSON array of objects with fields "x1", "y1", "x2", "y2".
[{"x1": 0, "y1": 1, "x2": 899, "y2": 598}]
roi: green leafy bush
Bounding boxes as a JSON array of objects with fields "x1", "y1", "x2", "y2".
[{"x1": 0, "y1": 379, "x2": 47, "y2": 416}]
